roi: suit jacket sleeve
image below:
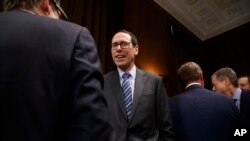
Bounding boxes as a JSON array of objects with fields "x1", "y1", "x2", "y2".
[
  {"x1": 68, "y1": 27, "x2": 111, "y2": 141},
  {"x1": 156, "y1": 78, "x2": 176, "y2": 141}
]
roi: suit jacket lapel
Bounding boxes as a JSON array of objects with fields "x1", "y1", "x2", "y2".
[
  {"x1": 111, "y1": 71, "x2": 128, "y2": 120},
  {"x1": 129, "y1": 68, "x2": 147, "y2": 123}
]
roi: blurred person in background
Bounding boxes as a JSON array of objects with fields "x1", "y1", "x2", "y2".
[
  {"x1": 170, "y1": 62, "x2": 239, "y2": 141},
  {"x1": 238, "y1": 75, "x2": 250, "y2": 90},
  {"x1": 211, "y1": 67, "x2": 250, "y2": 140}
]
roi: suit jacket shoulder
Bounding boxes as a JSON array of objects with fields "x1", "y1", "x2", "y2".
[{"x1": 136, "y1": 68, "x2": 162, "y2": 82}]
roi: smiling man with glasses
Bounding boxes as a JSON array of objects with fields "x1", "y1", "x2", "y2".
[
  {"x1": 0, "y1": 0, "x2": 112, "y2": 141},
  {"x1": 103, "y1": 30, "x2": 176, "y2": 141}
]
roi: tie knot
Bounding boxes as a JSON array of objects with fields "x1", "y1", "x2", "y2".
[{"x1": 122, "y1": 72, "x2": 131, "y2": 79}]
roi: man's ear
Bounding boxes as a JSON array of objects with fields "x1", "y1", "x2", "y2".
[
  {"x1": 134, "y1": 45, "x2": 139, "y2": 55},
  {"x1": 224, "y1": 77, "x2": 231, "y2": 86},
  {"x1": 40, "y1": 0, "x2": 51, "y2": 16},
  {"x1": 200, "y1": 73, "x2": 205, "y2": 86}
]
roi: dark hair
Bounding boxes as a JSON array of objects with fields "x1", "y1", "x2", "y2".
[
  {"x1": 238, "y1": 75, "x2": 250, "y2": 84},
  {"x1": 212, "y1": 67, "x2": 238, "y2": 88},
  {"x1": 116, "y1": 30, "x2": 139, "y2": 47},
  {"x1": 177, "y1": 62, "x2": 203, "y2": 86},
  {"x1": 3, "y1": 0, "x2": 67, "y2": 19},
  {"x1": 2, "y1": 0, "x2": 40, "y2": 11}
]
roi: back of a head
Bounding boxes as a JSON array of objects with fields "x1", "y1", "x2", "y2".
[
  {"x1": 2, "y1": 0, "x2": 40, "y2": 11},
  {"x1": 177, "y1": 61, "x2": 203, "y2": 87},
  {"x1": 212, "y1": 67, "x2": 238, "y2": 88},
  {"x1": 2, "y1": 0, "x2": 67, "y2": 20}
]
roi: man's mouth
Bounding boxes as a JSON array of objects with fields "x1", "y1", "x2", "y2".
[{"x1": 116, "y1": 55, "x2": 125, "y2": 59}]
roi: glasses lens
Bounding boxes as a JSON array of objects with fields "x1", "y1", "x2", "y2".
[
  {"x1": 53, "y1": 0, "x2": 68, "y2": 20},
  {"x1": 111, "y1": 42, "x2": 131, "y2": 49},
  {"x1": 120, "y1": 42, "x2": 130, "y2": 48}
]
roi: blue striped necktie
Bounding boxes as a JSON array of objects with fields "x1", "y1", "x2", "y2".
[{"x1": 122, "y1": 72, "x2": 132, "y2": 120}]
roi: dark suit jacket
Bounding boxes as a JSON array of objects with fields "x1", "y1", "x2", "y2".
[
  {"x1": 170, "y1": 84, "x2": 239, "y2": 141},
  {"x1": 0, "y1": 10, "x2": 111, "y2": 141},
  {"x1": 234, "y1": 90, "x2": 250, "y2": 141},
  {"x1": 240, "y1": 90, "x2": 250, "y2": 127},
  {"x1": 103, "y1": 68, "x2": 175, "y2": 141}
]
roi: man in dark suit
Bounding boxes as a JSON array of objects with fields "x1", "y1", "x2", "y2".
[
  {"x1": 103, "y1": 30, "x2": 175, "y2": 141},
  {"x1": 0, "y1": 0, "x2": 111, "y2": 141},
  {"x1": 170, "y1": 62, "x2": 239, "y2": 141},
  {"x1": 211, "y1": 67, "x2": 250, "y2": 140}
]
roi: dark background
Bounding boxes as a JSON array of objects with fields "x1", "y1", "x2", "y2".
[{"x1": 1, "y1": 0, "x2": 250, "y2": 96}]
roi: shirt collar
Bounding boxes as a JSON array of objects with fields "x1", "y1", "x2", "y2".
[
  {"x1": 185, "y1": 82, "x2": 202, "y2": 89},
  {"x1": 19, "y1": 9, "x2": 36, "y2": 15},
  {"x1": 118, "y1": 65, "x2": 136, "y2": 80},
  {"x1": 232, "y1": 88, "x2": 241, "y2": 100}
]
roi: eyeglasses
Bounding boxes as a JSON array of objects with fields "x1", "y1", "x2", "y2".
[
  {"x1": 111, "y1": 42, "x2": 131, "y2": 50},
  {"x1": 52, "y1": 0, "x2": 68, "y2": 20}
]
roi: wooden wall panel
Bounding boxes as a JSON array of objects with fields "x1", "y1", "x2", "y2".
[
  {"x1": 119, "y1": 0, "x2": 184, "y2": 96},
  {"x1": 122, "y1": 0, "x2": 171, "y2": 76},
  {"x1": 2, "y1": 0, "x2": 249, "y2": 96}
]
